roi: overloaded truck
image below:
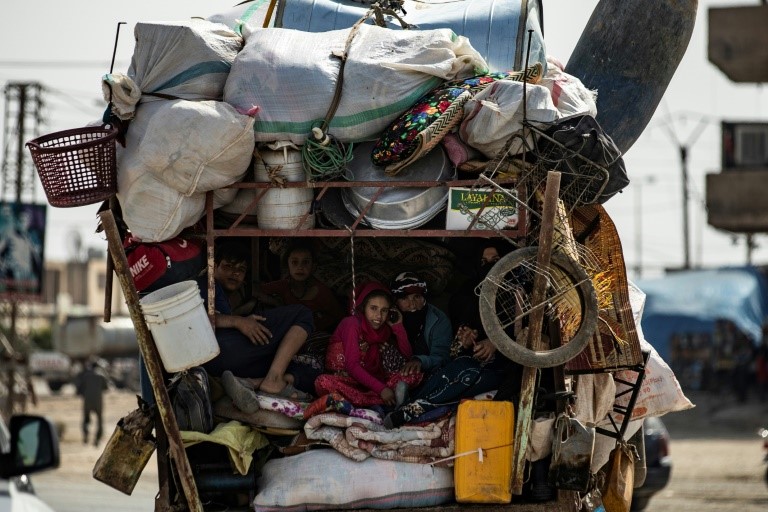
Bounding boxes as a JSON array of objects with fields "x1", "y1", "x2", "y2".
[{"x1": 27, "y1": 0, "x2": 698, "y2": 510}]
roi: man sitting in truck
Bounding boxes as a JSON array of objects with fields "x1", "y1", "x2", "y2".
[{"x1": 197, "y1": 239, "x2": 317, "y2": 401}]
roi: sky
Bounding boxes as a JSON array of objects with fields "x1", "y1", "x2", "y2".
[{"x1": 0, "y1": 0, "x2": 766, "y2": 280}]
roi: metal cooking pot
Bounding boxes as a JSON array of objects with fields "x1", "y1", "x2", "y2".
[{"x1": 342, "y1": 142, "x2": 454, "y2": 229}]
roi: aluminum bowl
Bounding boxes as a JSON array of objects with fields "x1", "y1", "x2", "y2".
[{"x1": 342, "y1": 142, "x2": 454, "y2": 229}]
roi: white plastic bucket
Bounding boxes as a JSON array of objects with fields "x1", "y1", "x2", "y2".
[
  {"x1": 139, "y1": 281, "x2": 219, "y2": 373},
  {"x1": 255, "y1": 145, "x2": 315, "y2": 229}
]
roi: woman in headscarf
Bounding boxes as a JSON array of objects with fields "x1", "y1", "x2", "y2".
[
  {"x1": 384, "y1": 242, "x2": 516, "y2": 429},
  {"x1": 390, "y1": 272, "x2": 453, "y2": 377},
  {"x1": 314, "y1": 281, "x2": 422, "y2": 407}
]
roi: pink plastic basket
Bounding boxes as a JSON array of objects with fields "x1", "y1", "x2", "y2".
[{"x1": 26, "y1": 124, "x2": 118, "y2": 208}]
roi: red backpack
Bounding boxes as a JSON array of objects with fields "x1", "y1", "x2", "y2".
[{"x1": 123, "y1": 235, "x2": 205, "y2": 294}]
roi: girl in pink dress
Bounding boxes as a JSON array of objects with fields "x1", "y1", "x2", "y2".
[{"x1": 314, "y1": 281, "x2": 422, "y2": 407}]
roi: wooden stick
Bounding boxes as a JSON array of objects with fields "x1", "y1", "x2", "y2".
[
  {"x1": 99, "y1": 210, "x2": 204, "y2": 512},
  {"x1": 511, "y1": 171, "x2": 561, "y2": 494},
  {"x1": 262, "y1": 0, "x2": 278, "y2": 28},
  {"x1": 103, "y1": 197, "x2": 117, "y2": 322}
]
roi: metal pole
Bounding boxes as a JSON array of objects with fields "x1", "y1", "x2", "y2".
[
  {"x1": 634, "y1": 180, "x2": 643, "y2": 278},
  {"x1": 680, "y1": 145, "x2": 691, "y2": 269}
]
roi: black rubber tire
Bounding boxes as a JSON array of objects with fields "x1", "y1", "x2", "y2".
[{"x1": 479, "y1": 247, "x2": 598, "y2": 368}]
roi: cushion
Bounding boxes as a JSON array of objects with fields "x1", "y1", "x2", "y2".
[
  {"x1": 213, "y1": 396, "x2": 304, "y2": 430},
  {"x1": 371, "y1": 62, "x2": 544, "y2": 176},
  {"x1": 253, "y1": 449, "x2": 454, "y2": 511}
]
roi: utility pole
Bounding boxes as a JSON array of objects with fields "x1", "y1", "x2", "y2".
[
  {"x1": 679, "y1": 145, "x2": 691, "y2": 270},
  {"x1": 661, "y1": 114, "x2": 708, "y2": 271},
  {"x1": 1, "y1": 82, "x2": 43, "y2": 201},
  {"x1": 0, "y1": 81, "x2": 44, "y2": 418}
]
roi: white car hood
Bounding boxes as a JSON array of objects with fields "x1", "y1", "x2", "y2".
[{"x1": 0, "y1": 480, "x2": 56, "y2": 512}]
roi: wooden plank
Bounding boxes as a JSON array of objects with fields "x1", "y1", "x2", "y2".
[
  {"x1": 511, "y1": 171, "x2": 561, "y2": 494},
  {"x1": 99, "y1": 210, "x2": 204, "y2": 512}
]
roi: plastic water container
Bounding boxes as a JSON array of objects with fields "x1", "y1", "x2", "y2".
[
  {"x1": 455, "y1": 400, "x2": 515, "y2": 504},
  {"x1": 139, "y1": 281, "x2": 219, "y2": 373},
  {"x1": 254, "y1": 145, "x2": 315, "y2": 229}
]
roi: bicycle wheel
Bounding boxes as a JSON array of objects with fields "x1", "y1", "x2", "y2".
[{"x1": 479, "y1": 246, "x2": 598, "y2": 368}]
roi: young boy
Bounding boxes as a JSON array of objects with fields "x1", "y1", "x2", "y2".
[{"x1": 199, "y1": 239, "x2": 316, "y2": 402}]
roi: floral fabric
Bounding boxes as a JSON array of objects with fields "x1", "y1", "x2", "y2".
[{"x1": 371, "y1": 70, "x2": 528, "y2": 167}]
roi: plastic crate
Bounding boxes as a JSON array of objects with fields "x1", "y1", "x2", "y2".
[{"x1": 26, "y1": 124, "x2": 117, "y2": 207}]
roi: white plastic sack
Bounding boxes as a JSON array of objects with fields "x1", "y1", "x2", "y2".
[
  {"x1": 117, "y1": 169, "x2": 204, "y2": 243},
  {"x1": 611, "y1": 282, "x2": 694, "y2": 422},
  {"x1": 459, "y1": 80, "x2": 557, "y2": 158},
  {"x1": 525, "y1": 414, "x2": 556, "y2": 462},
  {"x1": 118, "y1": 100, "x2": 254, "y2": 197},
  {"x1": 117, "y1": 174, "x2": 236, "y2": 243},
  {"x1": 116, "y1": 100, "x2": 247, "y2": 242},
  {"x1": 541, "y1": 56, "x2": 598, "y2": 119},
  {"x1": 126, "y1": 20, "x2": 243, "y2": 105},
  {"x1": 573, "y1": 373, "x2": 617, "y2": 427},
  {"x1": 225, "y1": 24, "x2": 488, "y2": 144},
  {"x1": 253, "y1": 449, "x2": 454, "y2": 511}
]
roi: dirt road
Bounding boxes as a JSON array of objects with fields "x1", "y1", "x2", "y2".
[
  {"x1": 25, "y1": 383, "x2": 158, "y2": 512},
  {"x1": 643, "y1": 391, "x2": 768, "y2": 511},
  {"x1": 22, "y1": 384, "x2": 768, "y2": 511}
]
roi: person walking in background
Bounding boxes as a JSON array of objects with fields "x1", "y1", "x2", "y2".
[{"x1": 74, "y1": 359, "x2": 109, "y2": 446}]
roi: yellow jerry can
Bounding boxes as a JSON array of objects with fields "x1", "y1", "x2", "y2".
[{"x1": 454, "y1": 399, "x2": 515, "y2": 503}]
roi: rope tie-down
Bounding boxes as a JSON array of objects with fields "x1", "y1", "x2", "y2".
[{"x1": 302, "y1": 1, "x2": 411, "y2": 181}]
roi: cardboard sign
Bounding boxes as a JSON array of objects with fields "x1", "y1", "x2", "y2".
[{"x1": 446, "y1": 187, "x2": 524, "y2": 235}]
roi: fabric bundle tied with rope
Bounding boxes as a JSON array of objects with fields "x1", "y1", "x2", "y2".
[{"x1": 224, "y1": 24, "x2": 489, "y2": 147}]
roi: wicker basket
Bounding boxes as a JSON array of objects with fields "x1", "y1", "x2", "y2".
[{"x1": 26, "y1": 124, "x2": 118, "y2": 208}]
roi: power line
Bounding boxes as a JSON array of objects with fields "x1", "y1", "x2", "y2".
[{"x1": 0, "y1": 60, "x2": 129, "y2": 69}]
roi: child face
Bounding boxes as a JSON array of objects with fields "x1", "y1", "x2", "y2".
[
  {"x1": 480, "y1": 247, "x2": 500, "y2": 267},
  {"x1": 214, "y1": 258, "x2": 247, "y2": 292},
  {"x1": 287, "y1": 249, "x2": 313, "y2": 282},
  {"x1": 396, "y1": 293, "x2": 426, "y2": 313},
  {"x1": 364, "y1": 295, "x2": 391, "y2": 330}
]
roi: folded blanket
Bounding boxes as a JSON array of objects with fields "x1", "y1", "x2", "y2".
[{"x1": 304, "y1": 412, "x2": 455, "y2": 465}]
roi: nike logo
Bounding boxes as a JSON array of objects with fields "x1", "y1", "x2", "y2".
[{"x1": 178, "y1": 239, "x2": 188, "y2": 248}]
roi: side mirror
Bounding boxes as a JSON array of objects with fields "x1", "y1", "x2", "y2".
[{"x1": 0, "y1": 415, "x2": 60, "y2": 478}]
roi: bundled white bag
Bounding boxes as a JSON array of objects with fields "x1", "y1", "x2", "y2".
[
  {"x1": 611, "y1": 282, "x2": 694, "y2": 422},
  {"x1": 117, "y1": 171, "x2": 204, "y2": 243},
  {"x1": 128, "y1": 20, "x2": 242, "y2": 102},
  {"x1": 118, "y1": 100, "x2": 254, "y2": 197},
  {"x1": 117, "y1": 172, "x2": 237, "y2": 243},
  {"x1": 541, "y1": 56, "x2": 598, "y2": 119},
  {"x1": 116, "y1": 100, "x2": 251, "y2": 242},
  {"x1": 225, "y1": 24, "x2": 488, "y2": 144},
  {"x1": 103, "y1": 20, "x2": 243, "y2": 121},
  {"x1": 459, "y1": 80, "x2": 557, "y2": 158},
  {"x1": 253, "y1": 450, "x2": 454, "y2": 511}
]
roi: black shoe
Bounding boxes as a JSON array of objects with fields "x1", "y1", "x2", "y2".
[{"x1": 383, "y1": 410, "x2": 406, "y2": 430}]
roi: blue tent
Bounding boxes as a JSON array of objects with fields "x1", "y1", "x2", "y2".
[{"x1": 636, "y1": 267, "x2": 768, "y2": 361}]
